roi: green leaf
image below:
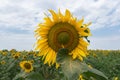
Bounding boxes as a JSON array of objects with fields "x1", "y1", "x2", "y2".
[
  {"x1": 82, "y1": 68, "x2": 108, "y2": 80},
  {"x1": 6, "y1": 59, "x2": 16, "y2": 71},
  {"x1": 57, "y1": 48, "x2": 108, "y2": 80},
  {"x1": 60, "y1": 56, "x2": 88, "y2": 80},
  {"x1": 57, "y1": 49, "x2": 88, "y2": 80},
  {"x1": 25, "y1": 72, "x2": 44, "y2": 80},
  {"x1": 12, "y1": 71, "x2": 27, "y2": 80}
]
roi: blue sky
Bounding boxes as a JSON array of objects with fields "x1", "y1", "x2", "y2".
[{"x1": 0, "y1": 0, "x2": 120, "y2": 50}]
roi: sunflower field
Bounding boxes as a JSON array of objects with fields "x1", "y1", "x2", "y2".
[
  {"x1": 0, "y1": 9, "x2": 119, "y2": 80},
  {"x1": 0, "y1": 49, "x2": 120, "y2": 80}
]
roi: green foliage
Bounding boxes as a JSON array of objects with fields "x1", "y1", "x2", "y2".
[
  {"x1": 0, "y1": 49, "x2": 61, "y2": 80},
  {"x1": 82, "y1": 68, "x2": 108, "y2": 80},
  {"x1": 57, "y1": 48, "x2": 108, "y2": 80},
  {"x1": 25, "y1": 72, "x2": 44, "y2": 80},
  {"x1": 85, "y1": 50, "x2": 120, "y2": 80},
  {"x1": 0, "y1": 49, "x2": 120, "y2": 80}
]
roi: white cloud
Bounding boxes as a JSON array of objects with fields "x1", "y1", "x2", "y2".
[
  {"x1": 74, "y1": 0, "x2": 120, "y2": 30},
  {"x1": 0, "y1": 0, "x2": 120, "y2": 30},
  {"x1": 0, "y1": 0, "x2": 120, "y2": 50},
  {"x1": 0, "y1": 0, "x2": 44, "y2": 31}
]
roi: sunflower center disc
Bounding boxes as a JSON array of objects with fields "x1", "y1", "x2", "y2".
[
  {"x1": 48, "y1": 22, "x2": 79, "y2": 52},
  {"x1": 24, "y1": 63, "x2": 31, "y2": 69},
  {"x1": 57, "y1": 32, "x2": 70, "y2": 45},
  {"x1": 15, "y1": 56, "x2": 18, "y2": 59}
]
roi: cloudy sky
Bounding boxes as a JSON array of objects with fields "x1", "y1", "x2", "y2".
[{"x1": 0, "y1": 0, "x2": 120, "y2": 50}]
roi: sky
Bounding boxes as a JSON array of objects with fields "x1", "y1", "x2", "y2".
[{"x1": 0, "y1": 0, "x2": 120, "y2": 51}]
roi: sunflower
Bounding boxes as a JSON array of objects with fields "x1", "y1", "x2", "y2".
[
  {"x1": 22, "y1": 55, "x2": 27, "y2": 60},
  {"x1": 35, "y1": 9, "x2": 91, "y2": 65},
  {"x1": 78, "y1": 75, "x2": 85, "y2": 80},
  {"x1": 2, "y1": 52, "x2": 7, "y2": 56},
  {"x1": 1, "y1": 60, "x2": 6, "y2": 65},
  {"x1": 0, "y1": 50, "x2": 2, "y2": 54},
  {"x1": 12, "y1": 52, "x2": 21, "y2": 59},
  {"x1": 19, "y1": 60, "x2": 33, "y2": 73}
]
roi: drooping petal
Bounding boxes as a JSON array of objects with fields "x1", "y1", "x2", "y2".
[
  {"x1": 78, "y1": 55, "x2": 83, "y2": 61},
  {"x1": 79, "y1": 38, "x2": 89, "y2": 47},
  {"x1": 42, "y1": 47, "x2": 51, "y2": 60},
  {"x1": 71, "y1": 50, "x2": 77, "y2": 59},
  {"x1": 44, "y1": 49, "x2": 54, "y2": 65},
  {"x1": 77, "y1": 48, "x2": 86, "y2": 57},
  {"x1": 51, "y1": 52, "x2": 56, "y2": 65}
]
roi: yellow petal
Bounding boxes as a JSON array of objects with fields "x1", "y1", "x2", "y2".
[
  {"x1": 44, "y1": 49, "x2": 53, "y2": 64},
  {"x1": 78, "y1": 27, "x2": 91, "y2": 36},
  {"x1": 40, "y1": 26, "x2": 50, "y2": 31},
  {"x1": 39, "y1": 30, "x2": 48, "y2": 35},
  {"x1": 77, "y1": 44, "x2": 87, "y2": 53},
  {"x1": 79, "y1": 38, "x2": 89, "y2": 47},
  {"x1": 77, "y1": 17, "x2": 84, "y2": 27},
  {"x1": 78, "y1": 55, "x2": 83, "y2": 61},
  {"x1": 64, "y1": 9, "x2": 71, "y2": 21},
  {"x1": 37, "y1": 39, "x2": 47, "y2": 45},
  {"x1": 44, "y1": 17, "x2": 53, "y2": 26},
  {"x1": 69, "y1": 17, "x2": 77, "y2": 26},
  {"x1": 58, "y1": 9, "x2": 64, "y2": 19},
  {"x1": 72, "y1": 50, "x2": 77, "y2": 59},
  {"x1": 37, "y1": 45, "x2": 49, "y2": 56},
  {"x1": 51, "y1": 52, "x2": 56, "y2": 65},
  {"x1": 48, "y1": 51, "x2": 56, "y2": 65},
  {"x1": 65, "y1": 9, "x2": 71, "y2": 17},
  {"x1": 77, "y1": 49, "x2": 86, "y2": 57},
  {"x1": 41, "y1": 47, "x2": 51, "y2": 59},
  {"x1": 56, "y1": 63, "x2": 60, "y2": 69},
  {"x1": 35, "y1": 42, "x2": 48, "y2": 51},
  {"x1": 84, "y1": 22, "x2": 92, "y2": 27},
  {"x1": 49, "y1": 10, "x2": 59, "y2": 22}
]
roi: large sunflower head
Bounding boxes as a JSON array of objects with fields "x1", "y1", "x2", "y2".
[
  {"x1": 34, "y1": 9, "x2": 91, "y2": 65},
  {"x1": 19, "y1": 60, "x2": 33, "y2": 73}
]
